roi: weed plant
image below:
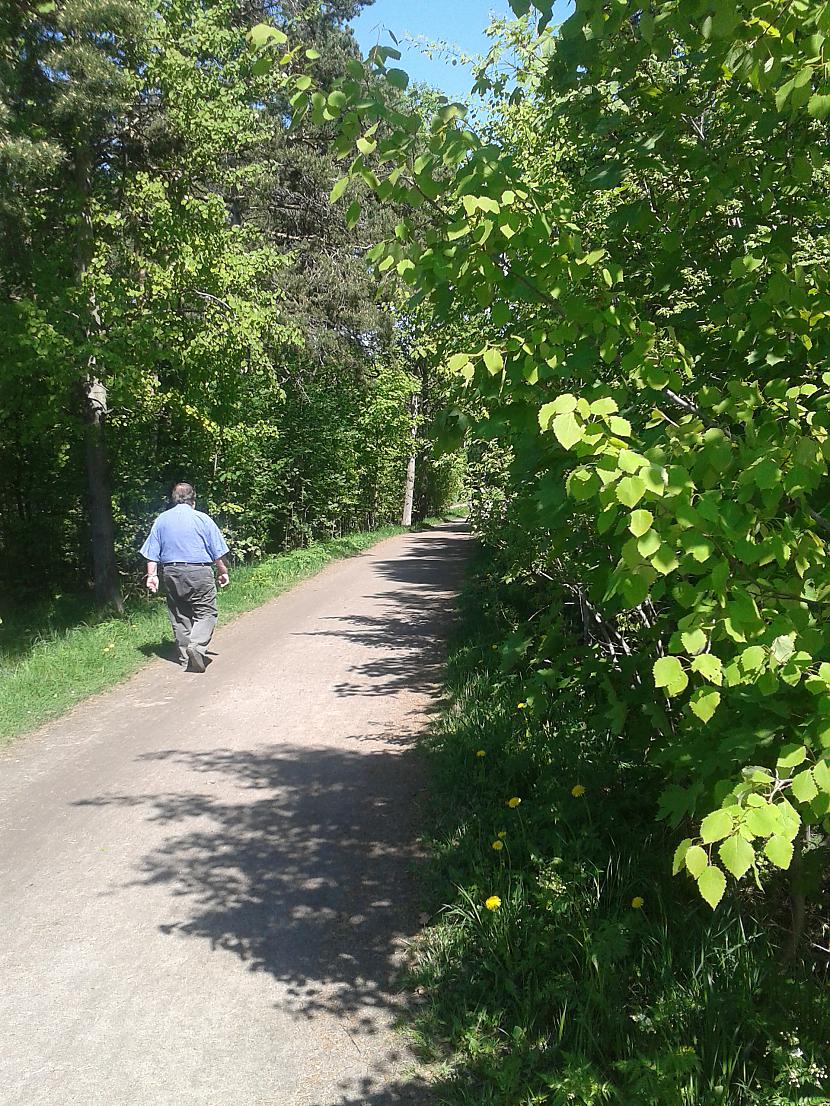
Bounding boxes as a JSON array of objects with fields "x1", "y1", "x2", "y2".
[{"x1": 410, "y1": 552, "x2": 829, "y2": 1105}]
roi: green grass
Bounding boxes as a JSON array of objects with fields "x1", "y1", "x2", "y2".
[
  {"x1": 407, "y1": 551, "x2": 830, "y2": 1106},
  {"x1": 0, "y1": 524, "x2": 408, "y2": 744}
]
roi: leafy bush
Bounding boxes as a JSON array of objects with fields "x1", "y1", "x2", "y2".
[{"x1": 410, "y1": 549, "x2": 830, "y2": 1105}]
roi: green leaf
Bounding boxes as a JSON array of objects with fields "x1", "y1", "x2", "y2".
[
  {"x1": 483, "y1": 348, "x2": 504, "y2": 374},
  {"x1": 746, "y1": 804, "x2": 780, "y2": 838},
  {"x1": 740, "y1": 645, "x2": 766, "y2": 672},
  {"x1": 653, "y1": 655, "x2": 688, "y2": 696},
  {"x1": 345, "y1": 200, "x2": 361, "y2": 229},
  {"x1": 809, "y1": 92, "x2": 830, "y2": 118},
  {"x1": 637, "y1": 530, "x2": 661, "y2": 557},
  {"x1": 590, "y1": 397, "x2": 618, "y2": 416},
  {"x1": 672, "y1": 838, "x2": 693, "y2": 875},
  {"x1": 776, "y1": 799, "x2": 802, "y2": 841},
  {"x1": 249, "y1": 23, "x2": 288, "y2": 47},
  {"x1": 617, "y1": 476, "x2": 646, "y2": 508},
  {"x1": 775, "y1": 77, "x2": 796, "y2": 112},
  {"x1": 386, "y1": 68, "x2": 409, "y2": 89},
  {"x1": 651, "y1": 547, "x2": 679, "y2": 576},
  {"x1": 329, "y1": 176, "x2": 349, "y2": 203},
  {"x1": 447, "y1": 353, "x2": 470, "y2": 372},
  {"x1": 551, "y1": 412, "x2": 584, "y2": 450},
  {"x1": 701, "y1": 809, "x2": 734, "y2": 844},
  {"x1": 547, "y1": 393, "x2": 579, "y2": 414},
  {"x1": 685, "y1": 845, "x2": 708, "y2": 878},
  {"x1": 690, "y1": 688, "x2": 721, "y2": 723},
  {"x1": 691, "y1": 654, "x2": 723, "y2": 686},
  {"x1": 698, "y1": 864, "x2": 727, "y2": 909},
  {"x1": 683, "y1": 534, "x2": 714, "y2": 563},
  {"x1": 791, "y1": 768, "x2": 818, "y2": 803},
  {"x1": 777, "y1": 744, "x2": 807, "y2": 770},
  {"x1": 812, "y1": 758, "x2": 830, "y2": 794},
  {"x1": 567, "y1": 468, "x2": 600, "y2": 501},
  {"x1": 607, "y1": 415, "x2": 631, "y2": 438},
  {"x1": 765, "y1": 835, "x2": 795, "y2": 869},
  {"x1": 718, "y1": 835, "x2": 755, "y2": 880},
  {"x1": 771, "y1": 635, "x2": 795, "y2": 664},
  {"x1": 618, "y1": 449, "x2": 645, "y2": 474},
  {"x1": 681, "y1": 629, "x2": 707, "y2": 655},
  {"x1": 629, "y1": 509, "x2": 653, "y2": 537}
]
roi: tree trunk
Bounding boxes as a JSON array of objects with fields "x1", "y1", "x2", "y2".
[
  {"x1": 84, "y1": 380, "x2": 123, "y2": 612},
  {"x1": 75, "y1": 147, "x2": 123, "y2": 611},
  {"x1": 401, "y1": 395, "x2": 418, "y2": 527}
]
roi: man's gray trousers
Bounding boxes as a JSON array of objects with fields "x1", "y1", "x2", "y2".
[{"x1": 162, "y1": 565, "x2": 218, "y2": 665}]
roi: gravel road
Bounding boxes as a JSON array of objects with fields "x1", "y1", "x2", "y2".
[{"x1": 0, "y1": 522, "x2": 470, "y2": 1106}]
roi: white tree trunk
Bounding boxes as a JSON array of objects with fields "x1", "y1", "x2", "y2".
[{"x1": 401, "y1": 396, "x2": 418, "y2": 527}]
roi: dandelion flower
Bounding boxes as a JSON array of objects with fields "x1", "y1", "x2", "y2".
[
  {"x1": 507, "y1": 797, "x2": 522, "y2": 808},
  {"x1": 571, "y1": 784, "x2": 586, "y2": 798},
  {"x1": 485, "y1": 895, "x2": 502, "y2": 911},
  {"x1": 497, "y1": 830, "x2": 507, "y2": 839},
  {"x1": 491, "y1": 840, "x2": 504, "y2": 851},
  {"x1": 517, "y1": 702, "x2": 527, "y2": 710},
  {"x1": 631, "y1": 896, "x2": 644, "y2": 909},
  {"x1": 476, "y1": 749, "x2": 487, "y2": 758}
]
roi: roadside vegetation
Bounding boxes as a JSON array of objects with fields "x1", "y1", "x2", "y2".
[{"x1": 410, "y1": 542, "x2": 829, "y2": 1105}]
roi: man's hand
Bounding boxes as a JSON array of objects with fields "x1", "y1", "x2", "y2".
[
  {"x1": 146, "y1": 561, "x2": 159, "y2": 594},
  {"x1": 215, "y1": 557, "x2": 230, "y2": 588}
]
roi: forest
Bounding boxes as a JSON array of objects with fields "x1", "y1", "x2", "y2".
[
  {"x1": 0, "y1": 0, "x2": 460, "y2": 613},
  {"x1": 4, "y1": 0, "x2": 830, "y2": 1103}
]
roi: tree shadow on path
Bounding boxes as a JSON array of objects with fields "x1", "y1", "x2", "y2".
[
  {"x1": 74, "y1": 741, "x2": 443, "y2": 1102},
  {"x1": 294, "y1": 524, "x2": 472, "y2": 703}
]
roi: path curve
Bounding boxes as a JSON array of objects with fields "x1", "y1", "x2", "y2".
[{"x1": 0, "y1": 523, "x2": 469, "y2": 1106}]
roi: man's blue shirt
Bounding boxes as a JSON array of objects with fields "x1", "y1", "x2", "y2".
[{"x1": 140, "y1": 504, "x2": 229, "y2": 564}]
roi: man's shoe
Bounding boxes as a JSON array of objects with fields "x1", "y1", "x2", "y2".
[{"x1": 186, "y1": 644, "x2": 207, "y2": 673}]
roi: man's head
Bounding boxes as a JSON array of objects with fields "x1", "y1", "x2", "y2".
[{"x1": 171, "y1": 482, "x2": 196, "y2": 507}]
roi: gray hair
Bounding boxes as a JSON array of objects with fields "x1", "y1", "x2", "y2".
[{"x1": 171, "y1": 482, "x2": 196, "y2": 506}]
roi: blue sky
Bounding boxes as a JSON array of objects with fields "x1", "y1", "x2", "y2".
[{"x1": 350, "y1": 0, "x2": 570, "y2": 100}]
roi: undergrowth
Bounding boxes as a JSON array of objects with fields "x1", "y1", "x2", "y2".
[{"x1": 410, "y1": 550, "x2": 830, "y2": 1106}]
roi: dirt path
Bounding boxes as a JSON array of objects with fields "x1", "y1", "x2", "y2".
[{"x1": 0, "y1": 523, "x2": 469, "y2": 1106}]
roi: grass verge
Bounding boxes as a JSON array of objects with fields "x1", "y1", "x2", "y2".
[
  {"x1": 408, "y1": 548, "x2": 829, "y2": 1106},
  {"x1": 0, "y1": 524, "x2": 409, "y2": 745}
]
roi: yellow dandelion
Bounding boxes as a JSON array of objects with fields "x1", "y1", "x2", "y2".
[
  {"x1": 497, "y1": 830, "x2": 507, "y2": 839},
  {"x1": 491, "y1": 840, "x2": 504, "y2": 851},
  {"x1": 476, "y1": 749, "x2": 487, "y2": 758},
  {"x1": 507, "y1": 796, "x2": 522, "y2": 808},
  {"x1": 517, "y1": 702, "x2": 527, "y2": 710},
  {"x1": 571, "y1": 784, "x2": 586, "y2": 798},
  {"x1": 631, "y1": 896, "x2": 644, "y2": 909},
  {"x1": 485, "y1": 895, "x2": 502, "y2": 911}
]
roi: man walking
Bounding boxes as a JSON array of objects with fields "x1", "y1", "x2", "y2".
[{"x1": 141, "y1": 483, "x2": 230, "y2": 672}]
